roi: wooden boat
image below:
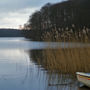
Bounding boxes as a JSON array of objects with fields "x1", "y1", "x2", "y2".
[{"x1": 76, "y1": 72, "x2": 90, "y2": 87}]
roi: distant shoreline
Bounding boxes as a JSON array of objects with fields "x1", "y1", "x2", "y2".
[{"x1": 0, "y1": 29, "x2": 25, "y2": 37}]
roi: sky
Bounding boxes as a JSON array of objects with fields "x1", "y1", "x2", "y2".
[{"x1": 0, "y1": 0, "x2": 64, "y2": 29}]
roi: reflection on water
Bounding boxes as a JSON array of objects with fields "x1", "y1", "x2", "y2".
[
  {"x1": 0, "y1": 37, "x2": 89, "y2": 90},
  {"x1": 29, "y1": 49, "x2": 90, "y2": 90}
]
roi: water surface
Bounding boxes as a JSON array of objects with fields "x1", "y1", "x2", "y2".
[{"x1": 0, "y1": 37, "x2": 89, "y2": 90}]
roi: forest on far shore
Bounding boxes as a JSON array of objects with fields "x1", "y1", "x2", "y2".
[{"x1": 23, "y1": 0, "x2": 90, "y2": 42}]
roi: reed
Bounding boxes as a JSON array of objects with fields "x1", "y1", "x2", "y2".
[
  {"x1": 35, "y1": 47, "x2": 90, "y2": 86},
  {"x1": 42, "y1": 27, "x2": 90, "y2": 43},
  {"x1": 40, "y1": 27, "x2": 90, "y2": 75},
  {"x1": 41, "y1": 47, "x2": 90, "y2": 74},
  {"x1": 31, "y1": 27, "x2": 90, "y2": 87}
]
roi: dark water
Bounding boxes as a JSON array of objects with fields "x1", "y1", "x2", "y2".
[{"x1": 0, "y1": 37, "x2": 89, "y2": 90}]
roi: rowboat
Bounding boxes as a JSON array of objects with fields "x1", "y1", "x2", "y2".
[{"x1": 76, "y1": 72, "x2": 90, "y2": 87}]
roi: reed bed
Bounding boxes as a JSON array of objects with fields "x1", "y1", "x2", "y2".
[
  {"x1": 42, "y1": 27, "x2": 90, "y2": 43},
  {"x1": 40, "y1": 28, "x2": 90, "y2": 75},
  {"x1": 31, "y1": 27, "x2": 90, "y2": 87},
  {"x1": 39, "y1": 27, "x2": 90, "y2": 74},
  {"x1": 41, "y1": 47, "x2": 90, "y2": 74},
  {"x1": 33, "y1": 47, "x2": 90, "y2": 87}
]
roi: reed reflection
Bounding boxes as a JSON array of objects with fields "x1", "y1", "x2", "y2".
[{"x1": 28, "y1": 47, "x2": 90, "y2": 90}]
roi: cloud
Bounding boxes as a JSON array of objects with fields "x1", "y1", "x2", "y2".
[
  {"x1": 0, "y1": 7, "x2": 39, "y2": 29},
  {"x1": 0, "y1": 0, "x2": 63, "y2": 28},
  {"x1": 0, "y1": 0, "x2": 63, "y2": 12}
]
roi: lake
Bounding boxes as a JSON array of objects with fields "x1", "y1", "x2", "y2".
[{"x1": 0, "y1": 37, "x2": 89, "y2": 90}]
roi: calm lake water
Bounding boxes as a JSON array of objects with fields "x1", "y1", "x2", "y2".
[{"x1": 0, "y1": 37, "x2": 89, "y2": 90}]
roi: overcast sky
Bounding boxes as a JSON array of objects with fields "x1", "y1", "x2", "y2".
[{"x1": 0, "y1": 0, "x2": 64, "y2": 29}]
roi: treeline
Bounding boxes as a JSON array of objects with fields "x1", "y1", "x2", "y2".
[{"x1": 24, "y1": 0, "x2": 90, "y2": 41}]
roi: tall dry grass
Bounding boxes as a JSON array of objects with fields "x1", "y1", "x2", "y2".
[
  {"x1": 41, "y1": 47, "x2": 90, "y2": 74},
  {"x1": 34, "y1": 47, "x2": 90, "y2": 87},
  {"x1": 42, "y1": 27, "x2": 90, "y2": 43},
  {"x1": 40, "y1": 27, "x2": 90, "y2": 75},
  {"x1": 31, "y1": 27, "x2": 90, "y2": 87}
]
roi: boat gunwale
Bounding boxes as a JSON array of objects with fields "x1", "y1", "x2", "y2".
[{"x1": 76, "y1": 72, "x2": 90, "y2": 77}]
